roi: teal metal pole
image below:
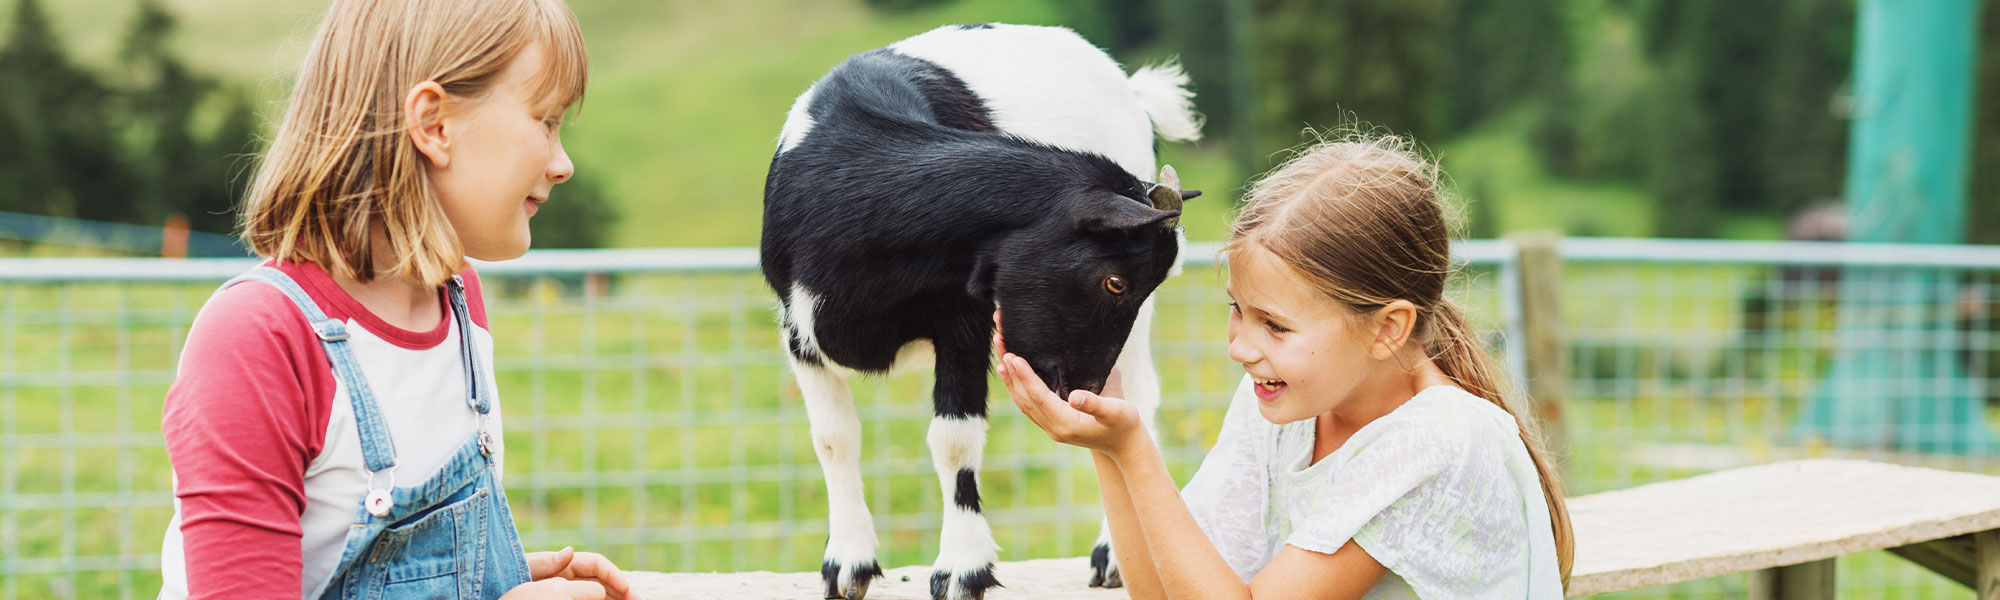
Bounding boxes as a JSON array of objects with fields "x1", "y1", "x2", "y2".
[{"x1": 1800, "y1": 0, "x2": 1990, "y2": 453}]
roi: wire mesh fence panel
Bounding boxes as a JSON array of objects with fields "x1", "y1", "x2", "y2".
[
  {"x1": 1559, "y1": 239, "x2": 2000, "y2": 599},
  {"x1": 2, "y1": 239, "x2": 1996, "y2": 599}
]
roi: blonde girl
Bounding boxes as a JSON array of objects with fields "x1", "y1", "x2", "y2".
[
  {"x1": 158, "y1": 1, "x2": 634, "y2": 598},
  {"x1": 997, "y1": 135, "x2": 1573, "y2": 598}
]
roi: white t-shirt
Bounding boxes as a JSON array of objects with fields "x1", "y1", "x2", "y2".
[{"x1": 1181, "y1": 378, "x2": 1562, "y2": 599}]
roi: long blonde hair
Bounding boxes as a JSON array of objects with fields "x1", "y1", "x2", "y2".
[
  {"x1": 1224, "y1": 132, "x2": 1575, "y2": 589},
  {"x1": 239, "y1": 0, "x2": 588, "y2": 285}
]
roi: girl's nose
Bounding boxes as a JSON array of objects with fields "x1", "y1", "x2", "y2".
[
  {"x1": 548, "y1": 140, "x2": 574, "y2": 183},
  {"x1": 1226, "y1": 326, "x2": 1260, "y2": 365}
]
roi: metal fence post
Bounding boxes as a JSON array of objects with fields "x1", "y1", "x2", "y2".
[{"x1": 1512, "y1": 231, "x2": 1572, "y2": 479}]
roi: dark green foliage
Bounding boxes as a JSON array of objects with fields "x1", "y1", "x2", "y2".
[
  {"x1": 1153, "y1": 0, "x2": 1237, "y2": 136},
  {"x1": 1445, "y1": 0, "x2": 1570, "y2": 131},
  {"x1": 0, "y1": 0, "x2": 258, "y2": 236},
  {"x1": 530, "y1": 174, "x2": 616, "y2": 249},
  {"x1": 1055, "y1": 0, "x2": 1161, "y2": 54},
  {"x1": 0, "y1": 0, "x2": 130, "y2": 219},
  {"x1": 1569, "y1": 0, "x2": 1857, "y2": 238},
  {"x1": 1249, "y1": 0, "x2": 1453, "y2": 143},
  {"x1": 112, "y1": 0, "x2": 258, "y2": 235},
  {"x1": 860, "y1": 0, "x2": 951, "y2": 13},
  {"x1": 1973, "y1": 0, "x2": 2000, "y2": 245}
]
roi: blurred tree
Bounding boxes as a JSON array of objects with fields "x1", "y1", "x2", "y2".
[
  {"x1": 1625, "y1": 0, "x2": 1854, "y2": 237},
  {"x1": 859, "y1": 0, "x2": 951, "y2": 13},
  {"x1": 1761, "y1": 0, "x2": 1854, "y2": 215},
  {"x1": 0, "y1": 0, "x2": 130, "y2": 219},
  {"x1": 1444, "y1": 0, "x2": 1569, "y2": 132},
  {"x1": 1973, "y1": 0, "x2": 2000, "y2": 245},
  {"x1": 115, "y1": 0, "x2": 257, "y2": 234},
  {"x1": 1249, "y1": 0, "x2": 1452, "y2": 143},
  {"x1": 1153, "y1": 0, "x2": 1237, "y2": 137},
  {"x1": 530, "y1": 173, "x2": 616, "y2": 249},
  {"x1": 1057, "y1": 0, "x2": 1161, "y2": 54},
  {"x1": 0, "y1": 0, "x2": 259, "y2": 239}
]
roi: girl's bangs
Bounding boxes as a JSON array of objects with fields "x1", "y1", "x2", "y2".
[{"x1": 526, "y1": 0, "x2": 589, "y2": 112}]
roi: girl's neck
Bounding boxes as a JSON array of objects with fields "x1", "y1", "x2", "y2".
[
  {"x1": 1312, "y1": 354, "x2": 1454, "y2": 462},
  {"x1": 328, "y1": 226, "x2": 446, "y2": 332},
  {"x1": 332, "y1": 270, "x2": 441, "y2": 332}
]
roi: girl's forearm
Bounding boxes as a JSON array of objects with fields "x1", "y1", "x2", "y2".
[
  {"x1": 1091, "y1": 449, "x2": 1165, "y2": 600},
  {"x1": 1111, "y1": 440, "x2": 1251, "y2": 600}
]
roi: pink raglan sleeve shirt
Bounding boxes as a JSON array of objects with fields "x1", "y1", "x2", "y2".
[{"x1": 162, "y1": 279, "x2": 337, "y2": 599}]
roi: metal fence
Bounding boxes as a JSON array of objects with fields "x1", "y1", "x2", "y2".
[{"x1": 1, "y1": 238, "x2": 1995, "y2": 598}]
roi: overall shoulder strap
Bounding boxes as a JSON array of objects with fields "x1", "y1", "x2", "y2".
[{"x1": 220, "y1": 266, "x2": 399, "y2": 474}]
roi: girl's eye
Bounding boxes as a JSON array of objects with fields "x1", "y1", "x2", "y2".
[
  {"x1": 1265, "y1": 320, "x2": 1288, "y2": 334},
  {"x1": 542, "y1": 118, "x2": 562, "y2": 131}
]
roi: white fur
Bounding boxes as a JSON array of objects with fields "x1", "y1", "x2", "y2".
[
  {"x1": 1126, "y1": 60, "x2": 1204, "y2": 143},
  {"x1": 794, "y1": 359, "x2": 878, "y2": 575},
  {"x1": 787, "y1": 284, "x2": 825, "y2": 359},
  {"x1": 890, "y1": 339, "x2": 936, "y2": 374},
  {"x1": 777, "y1": 84, "x2": 818, "y2": 154},
  {"x1": 928, "y1": 417, "x2": 999, "y2": 598},
  {"x1": 890, "y1": 24, "x2": 1169, "y2": 180}
]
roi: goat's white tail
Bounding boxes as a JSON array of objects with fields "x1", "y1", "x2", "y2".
[{"x1": 1128, "y1": 59, "x2": 1204, "y2": 142}]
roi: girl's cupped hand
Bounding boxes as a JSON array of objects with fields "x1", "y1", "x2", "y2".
[{"x1": 992, "y1": 310, "x2": 1146, "y2": 456}]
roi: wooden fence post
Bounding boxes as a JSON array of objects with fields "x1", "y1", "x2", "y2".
[{"x1": 1512, "y1": 231, "x2": 1572, "y2": 480}]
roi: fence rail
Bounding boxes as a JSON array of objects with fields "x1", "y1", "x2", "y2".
[{"x1": 3, "y1": 237, "x2": 1996, "y2": 599}]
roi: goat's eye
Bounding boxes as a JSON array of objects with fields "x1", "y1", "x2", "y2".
[{"x1": 1104, "y1": 276, "x2": 1128, "y2": 295}]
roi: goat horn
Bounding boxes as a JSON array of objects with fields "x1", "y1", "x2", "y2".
[{"x1": 1148, "y1": 165, "x2": 1184, "y2": 228}]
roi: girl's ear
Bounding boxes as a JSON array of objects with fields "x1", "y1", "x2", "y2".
[
  {"x1": 1369, "y1": 300, "x2": 1420, "y2": 360},
  {"x1": 405, "y1": 81, "x2": 452, "y2": 169}
]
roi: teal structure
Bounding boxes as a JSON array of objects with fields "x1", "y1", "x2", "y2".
[{"x1": 1800, "y1": 0, "x2": 1993, "y2": 453}]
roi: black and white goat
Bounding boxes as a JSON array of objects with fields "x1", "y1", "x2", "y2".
[{"x1": 761, "y1": 23, "x2": 1200, "y2": 600}]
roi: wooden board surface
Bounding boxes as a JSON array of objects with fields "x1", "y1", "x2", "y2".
[
  {"x1": 1567, "y1": 459, "x2": 2000, "y2": 596},
  {"x1": 630, "y1": 557, "x2": 1123, "y2": 599}
]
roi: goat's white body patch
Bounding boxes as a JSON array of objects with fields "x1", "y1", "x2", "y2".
[
  {"x1": 891, "y1": 24, "x2": 1197, "y2": 280},
  {"x1": 776, "y1": 84, "x2": 818, "y2": 154},
  {"x1": 785, "y1": 284, "x2": 826, "y2": 359},
  {"x1": 891, "y1": 24, "x2": 1160, "y2": 180}
]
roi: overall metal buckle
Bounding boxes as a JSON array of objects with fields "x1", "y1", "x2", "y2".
[{"x1": 363, "y1": 463, "x2": 399, "y2": 517}]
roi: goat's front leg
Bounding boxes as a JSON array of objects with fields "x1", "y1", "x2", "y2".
[
  {"x1": 928, "y1": 328, "x2": 1001, "y2": 600},
  {"x1": 796, "y1": 358, "x2": 882, "y2": 600},
  {"x1": 1090, "y1": 296, "x2": 1164, "y2": 588}
]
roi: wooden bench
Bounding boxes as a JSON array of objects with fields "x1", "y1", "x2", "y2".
[{"x1": 630, "y1": 459, "x2": 2000, "y2": 598}]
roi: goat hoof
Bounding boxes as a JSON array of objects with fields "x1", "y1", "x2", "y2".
[
  {"x1": 822, "y1": 559, "x2": 882, "y2": 600},
  {"x1": 1088, "y1": 542, "x2": 1124, "y2": 588},
  {"x1": 929, "y1": 565, "x2": 1000, "y2": 600}
]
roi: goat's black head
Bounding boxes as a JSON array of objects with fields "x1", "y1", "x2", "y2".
[{"x1": 973, "y1": 165, "x2": 1194, "y2": 399}]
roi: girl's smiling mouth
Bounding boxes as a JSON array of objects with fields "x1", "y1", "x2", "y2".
[{"x1": 1251, "y1": 375, "x2": 1286, "y2": 402}]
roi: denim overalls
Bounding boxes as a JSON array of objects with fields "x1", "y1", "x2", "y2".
[{"x1": 220, "y1": 267, "x2": 532, "y2": 599}]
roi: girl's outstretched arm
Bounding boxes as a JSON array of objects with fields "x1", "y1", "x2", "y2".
[
  {"x1": 1089, "y1": 449, "x2": 1166, "y2": 599},
  {"x1": 998, "y1": 353, "x2": 1388, "y2": 600}
]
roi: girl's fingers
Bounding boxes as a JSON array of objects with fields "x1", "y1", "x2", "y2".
[
  {"x1": 564, "y1": 553, "x2": 634, "y2": 598},
  {"x1": 547, "y1": 579, "x2": 610, "y2": 600},
  {"x1": 527, "y1": 547, "x2": 576, "y2": 580}
]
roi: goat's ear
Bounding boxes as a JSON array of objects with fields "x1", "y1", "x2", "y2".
[
  {"x1": 966, "y1": 254, "x2": 997, "y2": 302},
  {"x1": 1077, "y1": 196, "x2": 1180, "y2": 234}
]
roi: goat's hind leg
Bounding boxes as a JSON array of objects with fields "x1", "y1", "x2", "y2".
[{"x1": 795, "y1": 357, "x2": 882, "y2": 600}]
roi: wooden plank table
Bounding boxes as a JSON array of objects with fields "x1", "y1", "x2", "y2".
[
  {"x1": 1567, "y1": 459, "x2": 2000, "y2": 598},
  {"x1": 631, "y1": 459, "x2": 2000, "y2": 598}
]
